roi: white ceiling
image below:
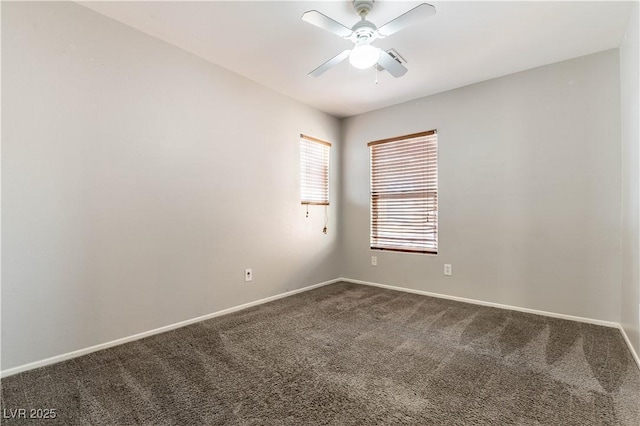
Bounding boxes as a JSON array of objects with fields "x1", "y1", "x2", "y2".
[{"x1": 79, "y1": 1, "x2": 632, "y2": 118}]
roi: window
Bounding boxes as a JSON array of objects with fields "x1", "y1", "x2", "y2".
[
  {"x1": 369, "y1": 130, "x2": 438, "y2": 254},
  {"x1": 300, "y1": 134, "x2": 331, "y2": 205}
]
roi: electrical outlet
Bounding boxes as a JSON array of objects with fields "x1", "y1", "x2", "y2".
[
  {"x1": 371, "y1": 256, "x2": 377, "y2": 266},
  {"x1": 245, "y1": 268, "x2": 252, "y2": 282},
  {"x1": 444, "y1": 264, "x2": 452, "y2": 276}
]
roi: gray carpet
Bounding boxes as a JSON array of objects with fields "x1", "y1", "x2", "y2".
[{"x1": 1, "y1": 282, "x2": 639, "y2": 425}]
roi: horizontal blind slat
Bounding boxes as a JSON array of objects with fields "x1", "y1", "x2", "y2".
[
  {"x1": 301, "y1": 137, "x2": 330, "y2": 204},
  {"x1": 370, "y1": 130, "x2": 438, "y2": 253}
]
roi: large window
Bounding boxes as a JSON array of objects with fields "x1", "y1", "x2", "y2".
[
  {"x1": 369, "y1": 130, "x2": 438, "y2": 254},
  {"x1": 300, "y1": 134, "x2": 331, "y2": 205}
]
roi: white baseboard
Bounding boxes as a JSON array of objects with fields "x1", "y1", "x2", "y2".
[
  {"x1": 0, "y1": 278, "x2": 339, "y2": 378},
  {"x1": 341, "y1": 277, "x2": 640, "y2": 371},
  {"x1": 340, "y1": 278, "x2": 620, "y2": 328},
  {"x1": 4, "y1": 277, "x2": 638, "y2": 378},
  {"x1": 618, "y1": 324, "x2": 640, "y2": 371}
]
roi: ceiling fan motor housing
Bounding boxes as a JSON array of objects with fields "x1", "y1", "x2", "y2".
[{"x1": 351, "y1": 20, "x2": 377, "y2": 44}]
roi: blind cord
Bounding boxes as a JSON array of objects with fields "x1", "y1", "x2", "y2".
[
  {"x1": 305, "y1": 204, "x2": 328, "y2": 234},
  {"x1": 323, "y1": 205, "x2": 328, "y2": 234}
]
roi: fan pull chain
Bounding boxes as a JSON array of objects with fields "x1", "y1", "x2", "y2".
[
  {"x1": 375, "y1": 65, "x2": 379, "y2": 85},
  {"x1": 306, "y1": 204, "x2": 309, "y2": 218}
]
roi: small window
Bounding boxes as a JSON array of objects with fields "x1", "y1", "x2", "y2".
[
  {"x1": 300, "y1": 134, "x2": 331, "y2": 205},
  {"x1": 369, "y1": 130, "x2": 438, "y2": 254}
]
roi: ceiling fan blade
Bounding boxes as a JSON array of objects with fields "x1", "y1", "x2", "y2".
[
  {"x1": 377, "y1": 3, "x2": 436, "y2": 37},
  {"x1": 302, "y1": 10, "x2": 353, "y2": 38},
  {"x1": 309, "y1": 50, "x2": 351, "y2": 78},
  {"x1": 377, "y1": 49, "x2": 408, "y2": 78}
]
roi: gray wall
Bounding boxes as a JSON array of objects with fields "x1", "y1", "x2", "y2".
[
  {"x1": 2, "y1": 1, "x2": 633, "y2": 373},
  {"x1": 340, "y1": 50, "x2": 622, "y2": 322},
  {"x1": 1, "y1": 2, "x2": 341, "y2": 370},
  {"x1": 620, "y1": 2, "x2": 640, "y2": 354}
]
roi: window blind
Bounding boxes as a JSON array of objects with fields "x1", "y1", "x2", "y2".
[
  {"x1": 369, "y1": 130, "x2": 438, "y2": 254},
  {"x1": 300, "y1": 134, "x2": 331, "y2": 205}
]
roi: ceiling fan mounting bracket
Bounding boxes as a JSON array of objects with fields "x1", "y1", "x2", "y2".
[{"x1": 353, "y1": 0, "x2": 374, "y2": 18}]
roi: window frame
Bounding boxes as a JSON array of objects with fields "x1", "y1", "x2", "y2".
[
  {"x1": 369, "y1": 130, "x2": 438, "y2": 255},
  {"x1": 300, "y1": 134, "x2": 331, "y2": 206}
]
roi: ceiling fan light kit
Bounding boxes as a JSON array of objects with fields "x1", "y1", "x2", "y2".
[
  {"x1": 302, "y1": 0, "x2": 436, "y2": 78},
  {"x1": 349, "y1": 44, "x2": 380, "y2": 69}
]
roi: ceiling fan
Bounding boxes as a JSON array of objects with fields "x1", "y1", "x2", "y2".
[{"x1": 302, "y1": 0, "x2": 436, "y2": 78}]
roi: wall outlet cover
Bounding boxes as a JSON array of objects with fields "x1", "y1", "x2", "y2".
[{"x1": 444, "y1": 264, "x2": 452, "y2": 276}]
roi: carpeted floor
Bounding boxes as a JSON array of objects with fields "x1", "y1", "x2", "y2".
[{"x1": 1, "y1": 282, "x2": 639, "y2": 425}]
